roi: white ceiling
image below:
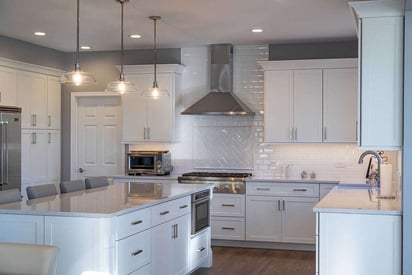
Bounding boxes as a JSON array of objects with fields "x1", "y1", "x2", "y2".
[{"x1": 0, "y1": 0, "x2": 359, "y2": 52}]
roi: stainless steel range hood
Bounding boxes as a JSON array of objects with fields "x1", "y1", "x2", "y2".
[{"x1": 181, "y1": 44, "x2": 255, "y2": 116}]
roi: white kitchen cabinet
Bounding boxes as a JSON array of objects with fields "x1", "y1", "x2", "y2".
[
  {"x1": 46, "y1": 76, "x2": 61, "y2": 129},
  {"x1": 317, "y1": 212, "x2": 401, "y2": 275},
  {"x1": 260, "y1": 59, "x2": 358, "y2": 144},
  {"x1": 263, "y1": 69, "x2": 322, "y2": 143},
  {"x1": 189, "y1": 228, "x2": 212, "y2": 272},
  {"x1": 122, "y1": 64, "x2": 184, "y2": 143},
  {"x1": 350, "y1": 0, "x2": 404, "y2": 150},
  {"x1": 210, "y1": 194, "x2": 245, "y2": 240},
  {"x1": 323, "y1": 68, "x2": 358, "y2": 143},
  {"x1": 0, "y1": 66, "x2": 18, "y2": 106},
  {"x1": 152, "y1": 213, "x2": 190, "y2": 275},
  {"x1": 47, "y1": 130, "x2": 61, "y2": 185},
  {"x1": 0, "y1": 214, "x2": 44, "y2": 244},
  {"x1": 246, "y1": 181, "x2": 319, "y2": 244}
]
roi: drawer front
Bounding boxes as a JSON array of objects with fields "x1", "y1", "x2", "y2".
[
  {"x1": 152, "y1": 196, "x2": 191, "y2": 226},
  {"x1": 211, "y1": 194, "x2": 245, "y2": 217},
  {"x1": 211, "y1": 217, "x2": 245, "y2": 240},
  {"x1": 190, "y1": 228, "x2": 211, "y2": 271},
  {"x1": 247, "y1": 182, "x2": 319, "y2": 197},
  {"x1": 116, "y1": 207, "x2": 151, "y2": 240},
  {"x1": 130, "y1": 263, "x2": 151, "y2": 275},
  {"x1": 116, "y1": 229, "x2": 151, "y2": 275}
]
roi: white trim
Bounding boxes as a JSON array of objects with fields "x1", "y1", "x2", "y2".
[
  {"x1": 70, "y1": 91, "x2": 122, "y2": 180},
  {"x1": 259, "y1": 58, "x2": 358, "y2": 71},
  {"x1": 122, "y1": 64, "x2": 185, "y2": 74},
  {"x1": 0, "y1": 56, "x2": 63, "y2": 76},
  {"x1": 349, "y1": 0, "x2": 405, "y2": 18}
]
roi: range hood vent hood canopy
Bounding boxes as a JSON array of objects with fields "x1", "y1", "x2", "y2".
[{"x1": 181, "y1": 44, "x2": 255, "y2": 116}]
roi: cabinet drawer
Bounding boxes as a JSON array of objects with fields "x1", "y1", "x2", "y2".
[
  {"x1": 152, "y1": 196, "x2": 191, "y2": 226},
  {"x1": 116, "y1": 229, "x2": 151, "y2": 275},
  {"x1": 211, "y1": 217, "x2": 245, "y2": 240},
  {"x1": 247, "y1": 182, "x2": 319, "y2": 197},
  {"x1": 211, "y1": 194, "x2": 245, "y2": 217},
  {"x1": 116, "y1": 207, "x2": 151, "y2": 240},
  {"x1": 130, "y1": 263, "x2": 151, "y2": 275},
  {"x1": 190, "y1": 228, "x2": 211, "y2": 271}
]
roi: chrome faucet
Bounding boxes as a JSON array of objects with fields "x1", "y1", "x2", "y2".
[{"x1": 358, "y1": 151, "x2": 382, "y2": 191}]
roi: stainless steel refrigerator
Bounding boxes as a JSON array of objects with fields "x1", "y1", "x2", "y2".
[{"x1": 0, "y1": 106, "x2": 21, "y2": 191}]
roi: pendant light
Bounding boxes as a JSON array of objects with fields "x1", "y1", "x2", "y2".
[
  {"x1": 142, "y1": 16, "x2": 169, "y2": 99},
  {"x1": 105, "y1": 0, "x2": 137, "y2": 94},
  {"x1": 61, "y1": 0, "x2": 95, "y2": 85}
]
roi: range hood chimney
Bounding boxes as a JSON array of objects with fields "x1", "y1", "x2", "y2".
[{"x1": 181, "y1": 44, "x2": 255, "y2": 116}]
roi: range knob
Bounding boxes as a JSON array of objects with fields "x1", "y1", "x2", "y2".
[
  {"x1": 213, "y1": 186, "x2": 220, "y2": 193},
  {"x1": 223, "y1": 185, "x2": 230, "y2": 192},
  {"x1": 234, "y1": 184, "x2": 241, "y2": 192}
]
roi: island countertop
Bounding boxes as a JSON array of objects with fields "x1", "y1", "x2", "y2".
[{"x1": 0, "y1": 182, "x2": 212, "y2": 218}]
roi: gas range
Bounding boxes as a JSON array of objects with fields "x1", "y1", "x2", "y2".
[{"x1": 178, "y1": 172, "x2": 252, "y2": 194}]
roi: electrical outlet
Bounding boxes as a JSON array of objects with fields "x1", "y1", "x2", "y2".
[{"x1": 335, "y1": 162, "x2": 346, "y2": 168}]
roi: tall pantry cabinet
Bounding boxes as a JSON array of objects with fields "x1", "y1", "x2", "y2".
[{"x1": 0, "y1": 59, "x2": 63, "y2": 197}]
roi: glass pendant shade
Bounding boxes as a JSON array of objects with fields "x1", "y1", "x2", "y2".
[
  {"x1": 106, "y1": 0, "x2": 137, "y2": 94},
  {"x1": 142, "y1": 16, "x2": 169, "y2": 98},
  {"x1": 61, "y1": 0, "x2": 95, "y2": 85}
]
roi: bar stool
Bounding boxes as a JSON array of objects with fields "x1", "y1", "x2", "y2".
[
  {"x1": 0, "y1": 189, "x2": 22, "y2": 204},
  {"x1": 60, "y1": 180, "x2": 86, "y2": 194},
  {"x1": 26, "y1": 184, "x2": 58, "y2": 200},
  {"x1": 85, "y1": 176, "x2": 109, "y2": 189}
]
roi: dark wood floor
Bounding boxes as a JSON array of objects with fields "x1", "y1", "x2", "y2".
[{"x1": 192, "y1": 246, "x2": 316, "y2": 275}]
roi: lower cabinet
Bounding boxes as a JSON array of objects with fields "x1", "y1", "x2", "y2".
[
  {"x1": 189, "y1": 228, "x2": 211, "y2": 271},
  {"x1": 317, "y1": 212, "x2": 401, "y2": 275},
  {"x1": 0, "y1": 214, "x2": 44, "y2": 244},
  {"x1": 152, "y1": 213, "x2": 191, "y2": 275}
]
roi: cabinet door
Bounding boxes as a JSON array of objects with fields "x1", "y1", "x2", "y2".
[
  {"x1": 22, "y1": 130, "x2": 48, "y2": 186},
  {"x1": 323, "y1": 68, "x2": 357, "y2": 143},
  {"x1": 359, "y1": 16, "x2": 403, "y2": 150},
  {"x1": 30, "y1": 73, "x2": 48, "y2": 129},
  {"x1": 264, "y1": 70, "x2": 294, "y2": 142},
  {"x1": 282, "y1": 197, "x2": 318, "y2": 244},
  {"x1": 18, "y1": 72, "x2": 32, "y2": 128},
  {"x1": 245, "y1": 195, "x2": 282, "y2": 242},
  {"x1": 0, "y1": 67, "x2": 18, "y2": 106},
  {"x1": 121, "y1": 74, "x2": 147, "y2": 142},
  {"x1": 172, "y1": 214, "x2": 190, "y2": 275},
  {"x1": 47, "y1": 130, "x2": 61, "y2": 184},
  {"x1": 0, "y1": 214, "x2": 44, "y2": 244},
  {"x1": 47, "y1": 76, "x2": 61, "y2": 129},
  {"x1": 146, "y1": 74, "x2": 174, "y2": 141},
  {"x1": 293, "y1": 69, "x2": 322, "y2": 142},
  {"x1": 210, "y1": 194, "x2": 245, "y2": 217}
]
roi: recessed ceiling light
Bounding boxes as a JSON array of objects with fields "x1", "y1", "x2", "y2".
[
  {"x1": 33, "y1": 31, "x2": 46, "y2": 36},
  {"x1": 81, "y1": 46, "x2": 92, "y2": 50},
  {"x1": 251, "y1": 28, "x2": 263, "y2": 33},
  {"x1": 129, "y1": 34, "x2": 142, "y2": 39}
]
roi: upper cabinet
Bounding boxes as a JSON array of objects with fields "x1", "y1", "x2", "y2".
[
  {"x1": 260, "y1": 59, "x2": 358, "y2": 144},
  {"x1": 121, "y1": 64, "x2": 184, "y2": 143},
  {"x1": 350, "y1": 0, "x2": 404, "y2": 150},
  {"x1": 0, "y1": 67, "x2": 18, "y2": 106}
]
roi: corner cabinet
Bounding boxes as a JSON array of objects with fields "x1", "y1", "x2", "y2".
[
  {"x1": 121, "y1": 64, "x2": 184, "y2": 143},
  {"x1": 260, "y1": 59, "x2": 358, "y2": 144},
  {"x1": 350, "y1": 0, "x2": 404, "y2": 150}
]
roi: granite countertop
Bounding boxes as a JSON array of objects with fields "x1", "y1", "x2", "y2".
[
  {"x1": 313, "y1": 186, "x2": 402, "y2": 215},
  {"x1": 0, "y1": 182, "x2": 212, "y2": 218}
]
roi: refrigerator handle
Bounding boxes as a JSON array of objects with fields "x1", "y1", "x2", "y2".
[
  {"x1": 0, "y1": 121, "x2": 3, "y2": 185},
  {"x1": 4, "y1": 121, "x2": 8, "y2": 184}
]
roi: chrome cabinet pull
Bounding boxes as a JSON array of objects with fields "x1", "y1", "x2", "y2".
[
  {"x1": 221, "y1": 204, "x2": 235, "y2": 207},
  {"x1": 131, "y1": 220, "x2": 143, "y2": 226},
  {"x1": 256, "y1": 187, "x2": 270, "y2": 191},
  {"x1": 323, "y1": 127, "x2": 327, "y2": 140},
  {"x1": 143, "y1": 128, "x2": 147, "y2": 140},
  {"x1": 293, "y1": 188, "x2": 307, "y2": 192},
  {"x1": 31, "y1": 133, "x2": 36, "y2": 144},
  {"x1": 160, "y1": 210, "x2": 170, "y2": 216},
  {"x1": 131, "y1": 249, "x2": 143, "y2": 256},
  {"x1": 289, "y1": 128, "x2": 293, "y2": 141},
  {"x1": 294, "y1": 128, "x2": 298, "y2": 141},
  {"x1": 197, "y1": 247, "x2": 206, "y2": 252},
  {"x1": 48, "y1": 133, "x2": 51, "y2": 144},
  {"x1": 221, "y1": 227, "x2": 235, "y2": 230},
  {"x1": 31, "y1": 114, "x2": 36, "y2": 127},
  {"x1": 48, "y1": 115, "x2": 51, "y2": 127},
  {"x1": 277, "y1": 200, "x2": 281, "y2": 211},
  {"x1": 283, "y1": 200, "x2": 285, "y2": 211},
  {"x1": 179, "y1": 204, "x2": 188, "y2": 209}
]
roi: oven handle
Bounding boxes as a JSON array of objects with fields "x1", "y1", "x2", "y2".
[{"x1": 192, "y1": 196, "x2": 210, "y2": 204}]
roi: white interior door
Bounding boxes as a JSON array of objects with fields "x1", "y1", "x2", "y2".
[{"x1": 76, "y1": 96, "x2": 122, "y2": 179}]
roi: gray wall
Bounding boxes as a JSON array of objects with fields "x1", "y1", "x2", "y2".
[
  {"x1": 404, "y1": 2, "x2": 411, "y2": 274},
  {"x1": 269, "y1": 40, "x2": 358, "y2": 60}
]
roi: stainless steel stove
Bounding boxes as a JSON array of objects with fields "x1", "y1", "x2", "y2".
[{"x1": 178, "y1": 172, "x2": 252, "y2": 194}]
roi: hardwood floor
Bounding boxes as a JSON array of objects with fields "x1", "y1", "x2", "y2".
[{"x1": 192, "y1": 246, "x2": 316, "y2": 275}]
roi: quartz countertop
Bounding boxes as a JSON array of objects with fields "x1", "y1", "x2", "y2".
[
  {"x1": 0, "y1": 182, "x2": 212, "y2": 218},
  {"x1": 112, "y1": 174, "x2": 179, "y2": 180},
  {"x1": 246, "y1": 176, "x2": 340, "y2": 184},
  {"x1": 313, "y1": 186, "x2": 402, "y2": 215}
]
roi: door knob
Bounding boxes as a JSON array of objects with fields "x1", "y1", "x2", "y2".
[{"x1": 78, "y1": 168, "x2": 86, "y2": 173}]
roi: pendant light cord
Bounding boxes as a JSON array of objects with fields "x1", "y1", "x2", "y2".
[
  {"x1": 153, "y1": 17, "x2": 158, "y2": 85},
  {"x1": 75, "y1": 0, "x2": 80, "y2": 69},
  {"x1": 120, "y1": 0, "x2": 124, "y2": 80}
]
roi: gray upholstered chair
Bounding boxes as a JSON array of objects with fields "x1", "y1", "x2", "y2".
[
  {"x1": 0, "y1": 242, "x2": 59, "y2": 275},
  {"x1": 0, "y1": 189, "x2": 22, "y2": 205},
  {"x1": 60, "y1": 180, "x2": 86, "y2": 194},
  {"x1": 85, "y1": 176, "x2": 109, "y2": 189},
  {"x1": 26, "y1": 184, "x2": 58, "y2": 200}
]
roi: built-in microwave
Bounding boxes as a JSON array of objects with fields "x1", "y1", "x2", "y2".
[{"x1": 126, "y1": 151, "x2": 172, "y2": 175}]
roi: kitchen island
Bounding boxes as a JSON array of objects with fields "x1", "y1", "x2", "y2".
[
  {"x1": 0, "y1": 181, "x2": 213, "y2": 275},
  {"x1": 313, "y1": 185, "x2": 402, "y2": 275}
]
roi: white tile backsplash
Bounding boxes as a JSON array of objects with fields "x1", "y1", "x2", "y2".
[{"x1": 129, "y1": 45, "x2": 400, "y2": 185}]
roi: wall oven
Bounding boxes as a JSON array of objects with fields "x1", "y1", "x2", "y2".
[{"x1": 191, "y1": 189, "x2": 211, "y2": 235}]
